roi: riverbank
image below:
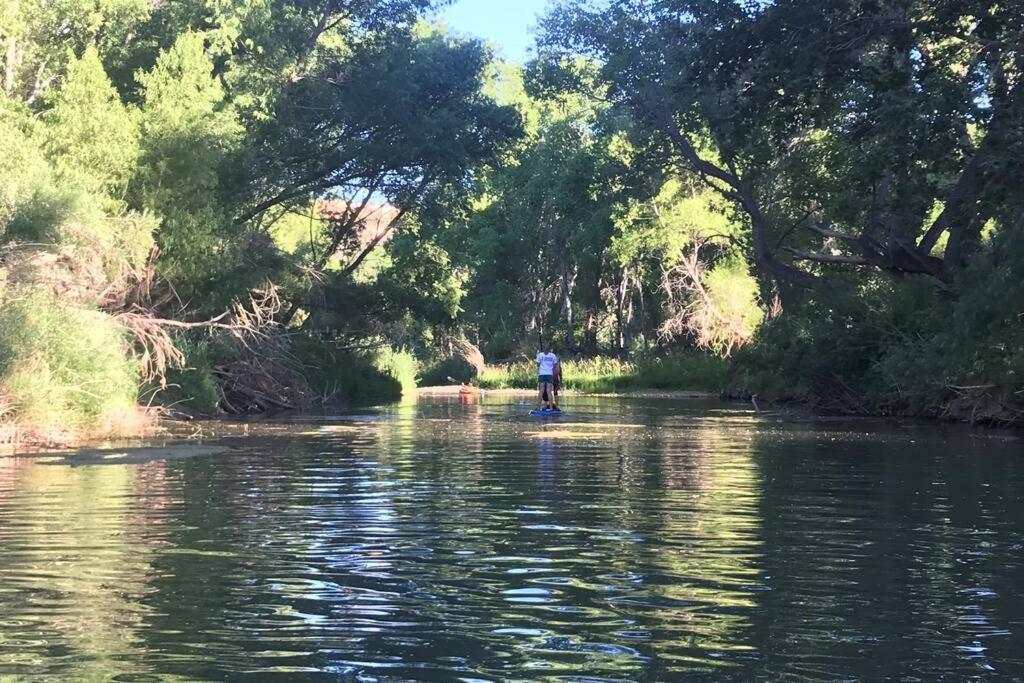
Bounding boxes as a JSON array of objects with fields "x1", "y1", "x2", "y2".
[
  {"x1": 0, "y1": 408, "x2": 159, "y2": 455},
  {"x1": 416, "y1": 386, "x2": 719, "y2": 400},
  {"x1": 6, "y1": 388, "x2": 1020, "y2": 457},
  {"x1": 1, "y1": 412, "x2": 318, "y2": 456},
  {"x1": 474, "y1": 354, "x2": 729, "y2": 394}
]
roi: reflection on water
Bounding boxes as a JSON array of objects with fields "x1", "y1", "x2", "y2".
[{"x1": 1, "y1": 396, "x2": 1023, "y2": 680}]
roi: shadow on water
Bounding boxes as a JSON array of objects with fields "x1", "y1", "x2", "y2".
[{"x1": 0, "y1": 395, "x2": 1021, "y2": 680}]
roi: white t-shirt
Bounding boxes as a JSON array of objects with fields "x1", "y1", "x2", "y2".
[{"x1": 536, "y1": 352, "x2": 558, "y2": 376}]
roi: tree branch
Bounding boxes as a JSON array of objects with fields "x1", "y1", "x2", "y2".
[
  {"x1": 786, "y1": 249, "x2": 871, "y2": 266},
  {"x1": 654, "y1": 112, "x2": 815, "y2": 288}
]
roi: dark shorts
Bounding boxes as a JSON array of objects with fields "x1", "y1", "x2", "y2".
[{"x1": 538, "y1": 375, "x2": 554, "y2": 384}]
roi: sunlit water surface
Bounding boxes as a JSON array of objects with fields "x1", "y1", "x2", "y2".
[{"x1": 1, "y1": 396, "x2": 1022, "y2": 681}]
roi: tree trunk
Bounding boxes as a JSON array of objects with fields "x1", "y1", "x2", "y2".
[
  {"x1": 637, "y1": 283, "x2": 649, "y2": 353},
  {"x1": 559, "y1": 259, "x2": 575, "y2": 350},
  {"x1": 584, "y1": 309, "x2": 598, "y2": 352},
  {"x1": 658, "y1": 117, "x2": 815, "y2": 288},
  {"x1": 624, "y1": 285, "x2": 635, "y2": 352},
  {"x1": 615, "y1": 270, "x2": 630, "y2": 353},
  {"x1": 919, "y1": 78, "x2": 1021, "y2": 269}
]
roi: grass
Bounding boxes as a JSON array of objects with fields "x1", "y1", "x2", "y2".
[
  {"x1": 0, "y1": 291, "x2": 150, "y2": 445},
  {"x1": 371, "y1": 347, "x2": 418, "y2": 395},
  {"x1": 476, "y1": 352, "x2": 729, "y2": 394}
]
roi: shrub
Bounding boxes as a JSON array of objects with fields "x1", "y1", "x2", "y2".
[
  {"x1": 294, "y1": 337, "x2": 418, "y2": 405},
  {"x1": 0, "y1": 291, "x2": 140, "y2": 435},
  {"x1": 477, "y1": 360, "x2": 536, "y2": 390},
  {"x1": 731, "y1": 242, "x2": 1024, "y2": 423},
  {"x1": 371, "y1": 347, "x2": 419, "y2": 395},
  {"x1": 157, "y1": 337, "x2": 221, "y2": 414},
  {"x1": 635, "y1": 353, "x2": 729, "y2": 392},
  {"x1": 420, "y1": 355, "x2": 478, "y2": 386}
]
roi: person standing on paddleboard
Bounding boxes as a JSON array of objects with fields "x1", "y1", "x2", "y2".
[{"x1": 536, "y1": 345, "x2": 560, "y2": 410}]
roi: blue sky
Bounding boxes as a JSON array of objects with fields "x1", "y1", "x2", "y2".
[{"x1": 435, "y1": 0, "x2": 551, "y2": 62}]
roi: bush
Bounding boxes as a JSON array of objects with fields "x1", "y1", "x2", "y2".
[
  {"x1": 0, "y1": 291, "x2": 140, "y2": 435},
  {"x1": 729, "y1": 285, "x2": 886, "y2": 410},
  {"x1": 419, "y1": 355, "x2": 479, "y2": 386},
  {"x1": 562, "y1": 357, "x2": 636, "y2": 393},
  {"x1": 635, "y1": 353, "x2": 730, "y2": 392},
  {"x1": 293, "y1": 337, "x2": 418, "y2": 405},
  {"x1": 156, "y1": 337, "x2": 222, "y2": 414},
  {"x1": 731, "y1": 242, "x2": 1024, "y2": 423},
  {"x1": 477, "y1": 361, "x2": 536, "y2": 390},
  {"x1": 371, "y1": 347, "x2": 419, "y2": 395}
]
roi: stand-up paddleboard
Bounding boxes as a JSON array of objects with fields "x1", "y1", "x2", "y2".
[{"x1": 529, "y1": 408, "x2": 564, "y2": 416}]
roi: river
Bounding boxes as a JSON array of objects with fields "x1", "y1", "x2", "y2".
[{"x1": 0, "y1": 395, "x2": 1022, "y2": 680}]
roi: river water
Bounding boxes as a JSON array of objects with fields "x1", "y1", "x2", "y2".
[{"x1": 0, "y1": 396, "x2": 1022, "y2": 681}]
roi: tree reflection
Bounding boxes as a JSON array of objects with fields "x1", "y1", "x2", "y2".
[
  {"x1": 1, "y1": 402, "x2": 1023, "y2": 680},
  {"x1": 0, "y1": 460, "x2": 173, "y2": 679}
]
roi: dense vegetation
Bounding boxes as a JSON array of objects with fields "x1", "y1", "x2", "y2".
[
  {"x1": 1, "y1": 0, "x2": 1021, "y2": 443},
  {"x1": 529, "y1": 0, "x2": 1024, "y2": 424}
]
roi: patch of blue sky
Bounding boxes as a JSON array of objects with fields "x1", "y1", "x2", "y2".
[{"x1": 434, "y1": 0, "x2": 553, "y2": 63}]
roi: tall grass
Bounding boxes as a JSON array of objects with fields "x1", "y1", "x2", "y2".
[
  {"x1": 371, "y1": 347, "x2": 419, "y2": 395},
  {"x1": 0, "y1": 292, "x2": 143, "y2": 440},
  {"x1": 634, "y1": 353, "x2": 729, "y2": 392},
  {"x1": 476, "y1": 352, "x2": 728, "y2": 393}
]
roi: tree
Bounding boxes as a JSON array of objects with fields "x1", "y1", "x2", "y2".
[
  {"x1": 42, "y1": 45, "x2": 139, "y2": 196},
  {"x1": 132, "y1": 31, "x2": 248, "y2": 309},
  {"x1": 538, "y1": 0, "x2": 1024, "y2": 289},
  {"x1": 0, "y1": 0, "x2": 152, "y2": 103},
  {"x1": 242, "y1": 29, "x2": 522, "y2": 325}
]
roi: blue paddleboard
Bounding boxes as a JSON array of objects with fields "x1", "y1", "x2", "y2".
[{"x1": 530, "y1": 409, "x2": 564, "y2": 416}]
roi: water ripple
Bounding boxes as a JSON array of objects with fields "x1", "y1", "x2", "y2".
[{"x1": 0, "y1": 396, "x2": 1022, "y2": 680}]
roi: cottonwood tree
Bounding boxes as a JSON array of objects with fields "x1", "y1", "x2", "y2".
[
  {"x1": 238, "y1": 29, "x2": 521, "y2": 325},
  {"x1": 538, "y1": 0, "x2": 1024, "y2": 290}
]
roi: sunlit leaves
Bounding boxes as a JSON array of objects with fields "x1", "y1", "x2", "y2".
[{"x1": 42, "y1": 45, "x2": 139, "y2": 196}]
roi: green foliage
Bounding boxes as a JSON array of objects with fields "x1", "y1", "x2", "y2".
[
  {"x1": 1, "y1": 0, "x2": 1019, "y2": 435},
  {"x1": 733, "y1": 238, "x2": 1024, "y2": 422},
  {"x1": 419, "y1": 356, "x2": 479, "y2": 386},
  {"x1": 371, "y1": 347, "x2": 419, "y2": 396},
  {"x1": 248, "y1": 28, "x2": 521, "y2": 227},
  {"x1": 634, "y1": 353, "x2": 729, "y2": 393},
  {"x1": 691, "y1": 257, "x2": 764, "y2": 357},
  {"x1": 132, "y1": 30, "x2": 249, "y2": 306},
  {"x1": 293, "y1": 337, "x2": 418, "y2": 405},
  {"x1": 0, "y1": 291, "x2": 138, "y2": 431},
  {"x1": 135, "y1": 31, "x2": 242, "y2": 206},
  {"x1": 270, "y1": 205, "x2": 323, "y2": 256},
  {"x1": 0, "y1": 83, "x2": 156, "y2": 271},
  {"x1": 454, "y1": 84, "x2": 629, "y2": 352},
  {"x1": 378, "y1": 232, "x2": 468, "y2": 325},
  {"x1": 0, "y1": 0, "x2": 528, "y2": 437},
  {"x1": 0, "y1": 0, "x2": 153, "y2": 100},
  {"x1": 157, "y1": 337, "x2": 221, "y2": 414},
  {"x1": 0, "y1": 99, "x2": 51, "y2": 236},
  {"x1": 42, "y1": 45, "x2": 139, "y2": 195},
  {"x1": 524, "y1": 0, "x2": 1024, "y2": 423},
  {"x1": 731, "y1": 288, "x2": 888, "y2": 409},
  {"x1": 477, "y1": 353, "x2": 726, "y2": 394}
]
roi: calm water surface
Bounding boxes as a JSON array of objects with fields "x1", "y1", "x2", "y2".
[{"x1": 1, "y1": 396, "x2": 1022, "y2": 681}]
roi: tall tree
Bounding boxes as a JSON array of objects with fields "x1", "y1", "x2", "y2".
[
  {"x1": 538, "y1": 0, "x2": 1024, "y2": 288},
  {"x1": 242, "y1": 29, "x2": 522, "y2": 325}
]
